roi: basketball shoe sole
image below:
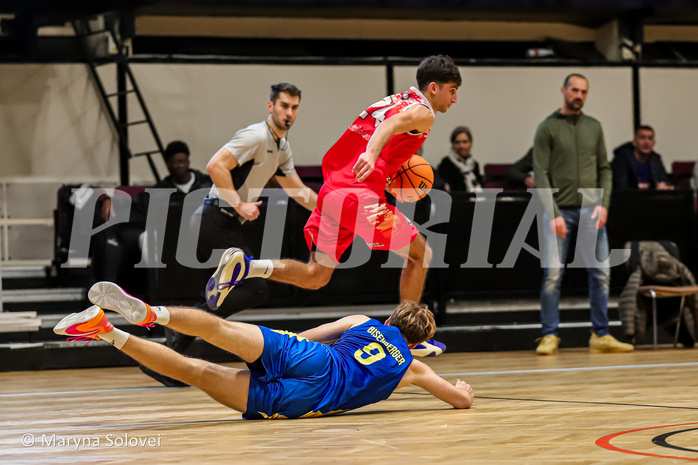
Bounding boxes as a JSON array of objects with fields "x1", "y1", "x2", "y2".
[
  {"x1": 88, "y1": 281, "x2": 155, "y2": 326},
  {"x1": 205, "y1": 247, "x2": 250, "y2": 311},
  {"x1": 410, "y1": 338, "x2": 446, "y2": 357}
]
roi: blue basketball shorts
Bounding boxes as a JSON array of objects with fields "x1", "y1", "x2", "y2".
[{"x1": 244, "y1": 326, "x2": 334, "y2": 420}]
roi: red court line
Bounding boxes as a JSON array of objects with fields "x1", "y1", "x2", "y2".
[{"x1": 596, "y1": 422, "x2": 698, "y2": 461}]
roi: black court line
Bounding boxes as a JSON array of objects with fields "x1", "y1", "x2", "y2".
[{"x1": 653, "y1": 427, "x2": 698, "y2": 453}]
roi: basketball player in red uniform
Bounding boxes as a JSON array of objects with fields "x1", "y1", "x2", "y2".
[{"x1": 207, "y1": 55, "x2": 461, "y2": 356}]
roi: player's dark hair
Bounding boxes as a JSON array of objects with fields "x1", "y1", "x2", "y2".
[
  {"x1": 450, "y1": 126, "x2": 472, "y2": 144},
  {"x1": 388, "y1": 301, "x2": 436, "y2": 345},
  {"x1": 164, "y1": 140, "x2": 190, "y2": 162},
  {"x1": 635, "y1": 124, "x2": 655, "y2": 136},
  {"x1": 270, "y1": 83, "x2": 302, "y2": 103},
  {"x1": 416, "y1": 55, "x2": 462, "y2": 91},
  {"x1": 562, "y1": 73, "x2": 588, "y2": 89}
]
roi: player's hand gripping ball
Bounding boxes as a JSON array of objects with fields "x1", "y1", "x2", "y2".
[{"x1": 388, "y1": 155, "x2": 434, "y2": 202}]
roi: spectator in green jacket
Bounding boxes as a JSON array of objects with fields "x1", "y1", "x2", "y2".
[{"x1": 532, "y1": 73, "x2": 633, "y2": 356}]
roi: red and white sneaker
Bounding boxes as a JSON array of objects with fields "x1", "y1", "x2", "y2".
[
  {"x1": 54, "y1": 306, "x2": 114, "y2": 343},
  {"x1": 88, "y1": 281, "x2": 156, "y2": 326}
]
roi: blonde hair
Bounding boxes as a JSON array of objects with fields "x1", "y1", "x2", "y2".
[{"x1": 388, "y1": 300, "x2": 436, "y2": 345}]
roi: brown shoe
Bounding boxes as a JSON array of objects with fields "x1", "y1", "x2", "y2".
[{"x1": 589, "y1": 333, "x2": 634, "y2": 353}]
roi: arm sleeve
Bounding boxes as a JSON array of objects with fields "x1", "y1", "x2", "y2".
[
  {"x1": 532, "y1": 123, "x2": 560, "y2": 217},
  {"x1": 437, "y1": 158, "x2": 456, "y2": 188},
  {"x1": 222, "y1": 127, "x2": 265, "y2": 166},
  {"x1": 596, "y1": 126, "x2": 612, "y2": 209},
  {"x1": 611, "y1": 152, "x2": 632, "y2": 189},
  {"x1": 653, "y1": 154, "x2": 670, "y2": 184}
]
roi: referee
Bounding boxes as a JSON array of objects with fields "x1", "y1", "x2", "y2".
[{"x1": 150, "y1": 83, "x2": 317, "y2": 386}]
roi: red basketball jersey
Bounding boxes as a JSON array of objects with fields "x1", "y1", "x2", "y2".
[{"x1": 322, "y1": 86, "x2": 433, "y2": 193}]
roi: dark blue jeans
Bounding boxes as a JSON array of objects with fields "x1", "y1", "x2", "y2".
[{"x1": 540, "y1": 207, "x2": 610, "y2": 337}]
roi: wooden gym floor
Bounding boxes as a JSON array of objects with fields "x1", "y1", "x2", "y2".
[{"x1": 1, "y1": 348, "x2": 697, "y2": 464}]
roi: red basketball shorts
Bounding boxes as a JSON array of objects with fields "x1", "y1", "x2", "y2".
[{"x1": 303, "y1": 185, "x2": 418, "y2": 264}]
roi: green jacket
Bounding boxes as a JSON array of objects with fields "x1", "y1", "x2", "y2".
[{"x1": 533, "y1": 110, "x2": 612, "y2": 218}]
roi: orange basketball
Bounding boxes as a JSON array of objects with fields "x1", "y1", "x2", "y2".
[{"x1": 389, "y1": 155, "x2": 434, "y2": 202}]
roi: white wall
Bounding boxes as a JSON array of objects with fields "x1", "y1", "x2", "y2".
[
  {"x1": 0, "y1": 64, "x2": 119, "y2": 181},
  {"x1": 394, "y1": 66, "x2": 634, "y2": 168},
  {"x1": 640, "y1": 68, "x2": 698, "y2": 166},
  {"x1": 130, "y1": 64, "x2": 387, "y2": 177}
]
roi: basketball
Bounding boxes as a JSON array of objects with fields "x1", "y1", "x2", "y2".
[{"x1": 388, "y1": 155, "x2": 434, "y2": 202}]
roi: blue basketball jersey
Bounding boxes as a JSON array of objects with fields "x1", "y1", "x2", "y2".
[{"x1": 315, "y1": 318, "x2": 414, "y2": 414}]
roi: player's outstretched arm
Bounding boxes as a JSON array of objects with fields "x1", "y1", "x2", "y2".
[
  {"x1": 353, "y1": 105, "x2": 434, "y2": 182},
  {"x1": 298, "y1": 315, "x2": 370, "y2": 344},
  {"x1": 403, "y1": 359, "x2": 474, "y2": 409},
  {"x1": 275, "y1": 173, "x2": 318, "y2": 211}
]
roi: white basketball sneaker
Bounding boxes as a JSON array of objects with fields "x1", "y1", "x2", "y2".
[{"x1": 88, "y1": 281, "x2": 157, "y2": 326}]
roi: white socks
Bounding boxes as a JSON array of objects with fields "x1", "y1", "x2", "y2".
[
  {"x1": 247, "y1": 259, "x2": 274, "y2": 279},
  {"x1": 99, "y1": 328, "x2": 130, "y2": 349},
  {"x1": 98, "y1": 306, "x2": 171, "y2": 349},
  {"x1": 151, "y1": 306, "x2": 171, "y2": 325}
]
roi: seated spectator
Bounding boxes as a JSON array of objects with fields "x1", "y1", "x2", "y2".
[
  {"x1": 133, "y1": 140, "x2": 212, "y2": 221},
  {"x1": 506, "y1": 147, "x2": 535, "y2": 188},
  {"x1": 437, "y1": 126, "x2": 483, "y2": 193},
  {"x1": 611, "y1": 125, "x2": 673, "y2": 190},
  {"x1": 159, "y1": 140, "x2": 213, "y2": 195}
]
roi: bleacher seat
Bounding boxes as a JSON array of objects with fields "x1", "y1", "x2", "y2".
[
  {"x1": 295, "y1": 165, "x2": 324, "y2": 193},
  {"x1": 671, "y1": 161, "x2": 695, "y2": 190},
  {"x1": 484, "y1": 163, "x2": 516, "y2": 190}
]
